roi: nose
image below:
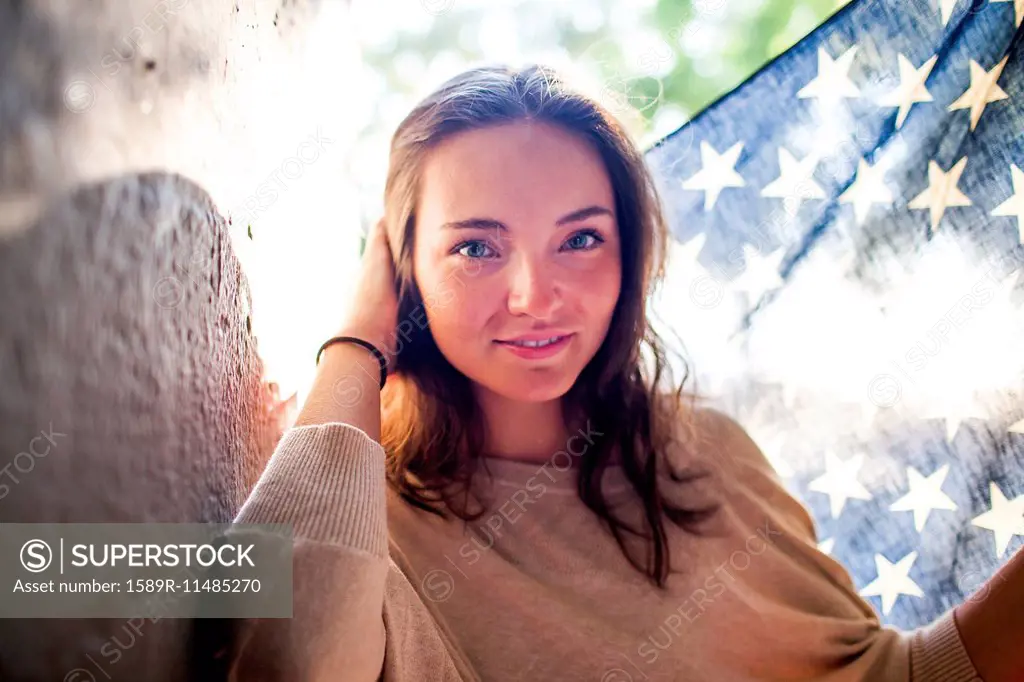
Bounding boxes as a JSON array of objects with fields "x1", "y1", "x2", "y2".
[{"x1": 506, "y1": 252, "x2": 560, "y2": 319}]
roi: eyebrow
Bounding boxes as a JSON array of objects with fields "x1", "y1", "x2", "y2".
[{"x1": 440, "y1": 205, "x2": 614, "y2": 231}]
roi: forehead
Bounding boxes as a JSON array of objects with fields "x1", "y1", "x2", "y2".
[{"x1": 416, "y1": 121, "x2": 615, "y2": 226}]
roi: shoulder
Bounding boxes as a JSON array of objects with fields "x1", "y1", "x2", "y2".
[
  {"x1": 653, "y1": 395, "x2": 775, "y2": 479},
  {"x1": 689, "y1": 406, "x2": 781, "y2": 482},
  {"x1": 659, "y1": 399, "x2": 818, "y2": 544}
]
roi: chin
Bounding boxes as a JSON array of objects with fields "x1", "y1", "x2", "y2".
[{"x1": 479, "y1": 372, "x2": 576, "y2": 403}]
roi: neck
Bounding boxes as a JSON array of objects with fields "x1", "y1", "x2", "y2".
[{"x1": 473, "y1": 386, "x2": 576, "y2": 465}]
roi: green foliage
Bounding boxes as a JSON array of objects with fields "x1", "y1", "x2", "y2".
[
  {"x1": 360, "y1": 0, "x2": 851, "y2": 149},
  {"x1": 645, "y1": 0, "x2": 850, "y2": 122}
]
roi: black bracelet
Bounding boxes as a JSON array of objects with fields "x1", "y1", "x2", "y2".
[{"x1": 315, "y1": 336, "x2": 388, "y2": 389}]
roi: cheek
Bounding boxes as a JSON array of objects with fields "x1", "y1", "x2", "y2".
[
  {"x1": 420, "y1": 266, "x2": 497, "y2": 340},
  {"x1": 571, "y1": 263, "x2": 621, "y2": 320}
]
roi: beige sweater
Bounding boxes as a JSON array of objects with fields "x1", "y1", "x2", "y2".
[{"x1": 229, "y1": 407, "x2": 983, "y2": 681}]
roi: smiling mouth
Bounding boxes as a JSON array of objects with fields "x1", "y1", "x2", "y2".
[{"x1": 495, "y1": 335, "x2": 571, "y2": 348}]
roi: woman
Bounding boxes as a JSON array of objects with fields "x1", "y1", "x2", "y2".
[{"x1": 230, "y1": 64, "x2": 1021, "y2": 681}]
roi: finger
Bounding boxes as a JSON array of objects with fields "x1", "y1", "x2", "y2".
[
  {"x1": 360, "y1": 219, "x2": 385, "y2": 261},
  {"x1": 375, "y1": 218, "x2": 396, "y2": 260},
  {"x1": 371, "y1": 217, "x2": 387, "y2": 241}
]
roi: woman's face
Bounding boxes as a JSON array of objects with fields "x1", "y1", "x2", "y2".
[{"x1": 413, "y1": 120, "x2": 622, "y2": 403}]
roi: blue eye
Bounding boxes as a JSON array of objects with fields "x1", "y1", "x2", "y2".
[
  {"x1": 453, "y1": 240, "x2": 496, "y2": 259},
  {"x1": 562, "y1": 229, "x2": 604, "y2": 251},
  {"x1": 452, "y1": 229, "x2": 605, "y2": 259}
]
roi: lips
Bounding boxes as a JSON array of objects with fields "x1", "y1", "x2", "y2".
[
  {"x1": 497, "y1": 334, "x2": 570, "y2": 348},
  {"x1": 493, "y1": 333, "x2": 575, "y2": 359},
  {"x1": 495, "y1": 330, "x2": 575, "y2": 344}
]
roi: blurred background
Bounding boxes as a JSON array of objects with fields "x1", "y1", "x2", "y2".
[
  {"x1": 348, "y1": 0, "x2": 851, "y2": 217},
  {"x1": 240, "y1": 0, "x2": 852, "y2": 409}
]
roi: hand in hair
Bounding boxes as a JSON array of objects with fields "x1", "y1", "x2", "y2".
[{"x1": 337, "y1": 217, "x2": 400, "y2": 360}]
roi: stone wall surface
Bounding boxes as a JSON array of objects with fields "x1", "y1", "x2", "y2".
[{"x1": 0, "y1": 0, "x2": 350, "y2": 679}]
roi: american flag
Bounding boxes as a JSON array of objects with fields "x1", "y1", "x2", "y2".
[{"x1": 645, "y1": 0, "x2": 1024, "y2": 629}]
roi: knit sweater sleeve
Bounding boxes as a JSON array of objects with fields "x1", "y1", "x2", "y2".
[
  {"x1": 693, "y1": 406, "x2": 983, "y2": 682},
  {"x1": 227, "y1": 422, "x2": 390, "y2": 681}
]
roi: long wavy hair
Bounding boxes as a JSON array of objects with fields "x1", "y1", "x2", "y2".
[{"x1": 378, "y1": 64, "x2": 718, "y2": 589}]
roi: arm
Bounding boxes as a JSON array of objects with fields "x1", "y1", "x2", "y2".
[
  {"x1": 952, "y1": 546, "x2": 1024, "y2": 681},
  {"x1": 227, "y1": 341, "x2": 391, "y2": 681},
  {"x1": 695, "y1": 406, "x2": 990, "y2": 682}
]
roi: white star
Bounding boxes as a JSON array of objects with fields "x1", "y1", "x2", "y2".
[
  {"x1": 971, "y1": 482, "x2": 1024, "y2": 556},
  {"x1": 859, "y1": 551, "x2": 925, "y2": 615},
  {"x1": 920, "y1": 391, "x2": 989, "y2": 443},
  {"x1": 840, "y1": 159, "x2": 894, "y2": 224},
  {"x1": 729, "y1": 245, "x2": 786, "y2": 300},
  {"x1": 675, "y1": 232, "x2": 708, "y2": 268},
  {"x1": 992, "y1": 0, "x2": 1024, "y2": 27},
  {"x1": 798, "y1": 46, "x2": 861, "y2": 104},
  {"x1": 1011, "y1": 418, "x2": 1024, "y2": 434},
  {"x1": 939, "y1": 0, "x2": 962, "y2": 25},
  {"x1": 889, "y1": 465, "x2": 959, "y2": 532},
  {"x1": 992, "y1": 165, "x2": 1024, "y2": 244},
  {"x1": 948, "y1": 57, "x2": 1010, "y2": 131},
  {"x1": 809, "y1": 450, "x2": 873, "y2": 518},
  {"x1": 818, "y1": 537, "x2": 836, "y2": 555},
  {"x1": 878, "y1": 54, "x2": 938, "y2": 129},
  {"x1": 761, "y1": 148, "x2": 826, "y2": 212},
  {"x1": 663, "y1": 232, "x2": 715, "y2": 302},
  {"x1": 908, "y1": 157, "x2": 973, "y2": 235},
  {"x1": 681, "y1": 141, "x2": 746, "y2": 210}
]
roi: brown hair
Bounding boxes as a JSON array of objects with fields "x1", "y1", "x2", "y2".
[{"x1": 378, "y1": 64, "x2": 717, "y2": 588}]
